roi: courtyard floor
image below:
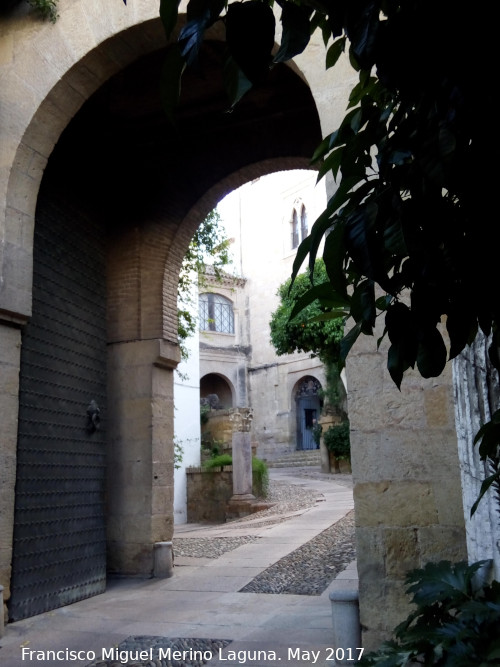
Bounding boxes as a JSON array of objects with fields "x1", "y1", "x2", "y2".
[{"x1": 0, "y1": 468, "x2": 356, "y2": 667}]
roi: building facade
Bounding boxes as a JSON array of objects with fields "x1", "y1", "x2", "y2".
[{"x1": 198, "y1": 172, "x2": 328, "y2": 460}]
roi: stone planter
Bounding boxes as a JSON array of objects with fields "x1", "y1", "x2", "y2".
[
  {"x1": 339, "y1": 458, "x2": 352, "y2": 473},
  {"x1": 329, "y1": 451, "x2": 341, "y2": 473},
  {"x1": 327, "y1": 452, "x2": 351, "y2": 474}
]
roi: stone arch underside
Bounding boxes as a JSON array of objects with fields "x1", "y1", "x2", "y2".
[
  {"x1": 46, "y1": 40, "x2": 322, "y2": 344},
  {"x1": 2, "y1": 14, "x2": 323, "y2": 620},
  {"x1": 200, "y1": 373, "x2": 235, "y2": 410}
]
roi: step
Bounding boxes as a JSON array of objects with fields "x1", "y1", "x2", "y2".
[{"x1": 264, "y1": 450, "x2": 322, "y2": 468}]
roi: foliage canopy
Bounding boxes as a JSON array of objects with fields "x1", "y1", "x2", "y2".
[{"x1": 269, "y1": 259, "x2": 344, "y2": 365}]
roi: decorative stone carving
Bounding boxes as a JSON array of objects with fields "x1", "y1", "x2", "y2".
[
  {"x1": 296, "y1": 377, "x2": 321, "y2": 397},
  {"x1": 229, "y1": 407, "x2": 254, "y2": 432}
]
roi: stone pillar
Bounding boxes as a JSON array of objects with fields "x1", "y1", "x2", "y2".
[
  {"x1": 0, "y1": 318, "x2": 23, "y2": 624},
  {"x1": 232, "y1": 430, "x2": 254, "y2": 498},
  {"x1": 106, "y1": 338, "x2": 180, "y2": 575},
  {"x1": 346, "y1": 325, "x2": 467, "y2": 649},
  {"x1": 227, "y1": 408, "x2": 255, "y2": 518}
]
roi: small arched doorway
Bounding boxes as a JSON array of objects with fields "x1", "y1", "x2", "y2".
[
  {"x1": 200, "y1": 373, "x2": 234, "y2": 409},
  {"x1": 295, "y1": 376, "x2": 322, "y2": 450}
]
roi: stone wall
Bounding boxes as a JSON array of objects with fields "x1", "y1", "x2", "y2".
[{"x1": 186, "y1": 468, "x2": 234, "y2": 523}]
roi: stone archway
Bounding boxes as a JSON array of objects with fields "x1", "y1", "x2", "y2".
[
  {"x1": 0, "y1": 1, "x2": 471, "y2": 645},
  {"x1": 0, "y1": 8, "x2": 325, "y2": 621}
]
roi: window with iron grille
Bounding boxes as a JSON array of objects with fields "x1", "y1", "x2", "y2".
[{"x1": 199, "y1": 293, "x2": 235, "y2": 333}]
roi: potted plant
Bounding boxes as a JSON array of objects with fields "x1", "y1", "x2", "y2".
[{"x1": 323, "y1": 421, "x2": 351, "y2": 473}]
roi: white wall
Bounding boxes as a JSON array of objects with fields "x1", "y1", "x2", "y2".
[{"x1": 173, "y1": 293, "x2": 201, "y2": 525}]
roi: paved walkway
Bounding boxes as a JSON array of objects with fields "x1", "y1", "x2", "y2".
[{"x1": 0, "y1": 468, "x2": 356, "y2": 667}]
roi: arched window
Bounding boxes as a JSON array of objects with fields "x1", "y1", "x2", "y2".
[
  {"x1": 199, "y1": 293, "x2": 235, "y2": 333},
  {"x1": 290, "y1": 201, "x2": 308, "y2": 249},
  {"x1": 291, "y1": 209, "x2": 299, "y2": 249},
  {"x1": 300, "y1": 204, "x2": 308, "y2": 241}
]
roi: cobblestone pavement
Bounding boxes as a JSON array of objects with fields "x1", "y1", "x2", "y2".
[{"x1": 84, "y1": 470, "x2": 356, "y2": 667}]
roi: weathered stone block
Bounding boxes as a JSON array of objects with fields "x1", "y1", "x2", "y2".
[
  {"x1": 353, "y1": 429, "x2": 464, "y2": 484},
  {"x1": 418, "y1": 525, "x2": 467, "y2": 563},
  {"x1": 424, "y1": 384, "x2": 454, "y2": 428},
  {"x1": 152, "y1": 484, "x2": 174, "y2": 514},
  {"x1": 384, "y1": 527, "x2": 420, "y2": 578},
  {"x1": 354, "y1": 481, "x2": 438, "y2": 527},
  {"x1": 151, "y1": 513, "x2": 174, "y2": 543}
]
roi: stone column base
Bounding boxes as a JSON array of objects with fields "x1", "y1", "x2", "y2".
[
  {"x1": 226, "y1": 494, "x2": 256, "y2": 520},
  {"x1": 329, "y1": 587, "x2": 361, "y2": 663},
  {"x1": 154, "y1": 541, "x2": 174, "y2": 578}
]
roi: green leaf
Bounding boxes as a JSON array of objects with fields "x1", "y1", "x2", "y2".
[
  {"x1": 175, "y1": 0, "x2": 226, "y2": 65},
  {"x1": 416, "y1": 327, "x2": 448, "y2": 378},
  {"x1": 311, "y1": 130, "x2": 339, "y2": 163},
  {"x1": 326, "y1": 37, "x2": 346, "y2": 69},
  {"x1": 405, "y1": 560, "x2": 487, "y2": 605},
  {"x1": 179, "y1": 15, "x2": 210, "y2": 65},
  {"x1": 340, "y1": 322, "x2": 362, "y2": 365},
  {"x1": 290, "y1": 234, "x2": 312, "y2": 288},
  {"x1": 274, "y1": 3, "x2": 312, "y2": 63},
  {"x1": 347, "y1": 0, "x2": 379, "y2": 70},
  {"x1": 385, "y1": 302, "x2": 418, "y2": 381},
  {"x1": 226, "y1": 1, "x2": 275, "y2": 84},
  {"x1": 289, "y1": 282, "x2": 350, "y2": 321},
  {"x1": 308, "y1": 310, "x2": 350, "y2": 322},
  {"x1": 474, "y1": 418, "x2": 500, "y2": 460},
  {"x1": 386, "y1": 302, "x2": 412, "y2": 341},
  {"x1": 350, "y1": 279, "x2": 376, "y2": 334},
  {"x1": 322, "y1": 219, "x2": 347, "y2": 296},
  {"x1": 223, "y1": 56, "x2": 253, "y2": 107},
  {"x1": 387, "y1": 341, "x2": 406, "y2": 389},
  {"x1": 160, "y1": 44, "x2": 186, "y2": 124},
  {"x1": 376, "y1": 295, "x2": 392, "y2": 311},
  {"x1": 310, "y1": 174, "x2": 364, "y2": 258},
  {"x1": 160, "y1": 0, "x2": 180, "y2": 39},
  {"x1": 317, "y1": 146, "x2": 344, "y2": 180},
  {"x1": 344, "y1": 201, "x2": 380, "y2": 281},
  {"x1": 446, "y1": 308, "x2": 477, "y2": 360}
]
